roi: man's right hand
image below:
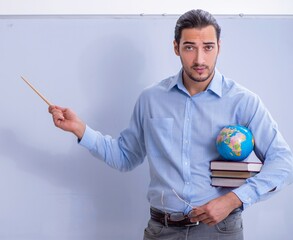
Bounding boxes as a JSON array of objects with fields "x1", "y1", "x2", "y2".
[{"x1": 48, "y1": 105, "x2": 86, "y2": 140}]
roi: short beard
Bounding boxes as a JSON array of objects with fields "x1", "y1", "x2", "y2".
[
  {"x1": 184, "y1": 63, "x2": 216, "y2": 83},
  {"x1": 185, "y1": 68, "x2": 213, "y2": 83}
]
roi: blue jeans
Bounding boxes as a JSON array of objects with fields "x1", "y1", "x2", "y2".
[{"x1": 144, "y1": 208, "x2": 243, "y2": 240}]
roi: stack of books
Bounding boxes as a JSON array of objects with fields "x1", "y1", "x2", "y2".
[{"x1": 210, "y1": 160, "x2": 263, "y2": 187}]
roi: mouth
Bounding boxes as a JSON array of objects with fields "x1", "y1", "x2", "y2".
[{"x1": 193, "y1": 66, "x2": 207, "y2": 74}]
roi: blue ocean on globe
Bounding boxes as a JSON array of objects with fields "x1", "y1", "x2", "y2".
[{"x1": 216, "y1": 125, "x2": 254, "y2": 161}]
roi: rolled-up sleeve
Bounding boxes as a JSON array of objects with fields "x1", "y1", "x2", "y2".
[{"x1": 233, "y1": 96, "x2": 293, "y2": 209}]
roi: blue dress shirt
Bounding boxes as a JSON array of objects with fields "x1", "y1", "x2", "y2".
[{"x1": 79, "y1": 69, "x2": 293, "y2": 211}]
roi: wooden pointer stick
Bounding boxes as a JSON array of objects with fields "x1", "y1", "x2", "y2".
[{"x1": 21, "y1": 76, "x2": 53, "y2": 106}]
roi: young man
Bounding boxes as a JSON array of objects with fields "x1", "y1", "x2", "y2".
[{"x1": 49, "y1": 9, "x2": 293, "y2": 240}]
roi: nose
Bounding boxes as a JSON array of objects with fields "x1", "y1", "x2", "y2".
[{"x1": 195, "y1": 49, "x2": 205, "y2": 65}]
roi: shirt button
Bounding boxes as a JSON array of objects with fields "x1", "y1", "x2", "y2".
[
  {"x1": 185, "y1": 162, "x2": 188, "y2": 165},
  {"x1": 186, "y1": 182, "x2": 190, "y2": 185}
]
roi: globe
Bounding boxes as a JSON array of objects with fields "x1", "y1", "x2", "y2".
[{"x1": 216, "y1": 125, "x2": 254, "y2": 161}]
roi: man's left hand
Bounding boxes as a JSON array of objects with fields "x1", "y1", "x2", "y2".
[{"x1": 189, "y1": 192, "x2": 242, "y2": 226}]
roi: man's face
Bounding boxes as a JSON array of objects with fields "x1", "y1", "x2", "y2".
[{"x1": 174, "y1": 25, "x2": 220, "y2": 85}]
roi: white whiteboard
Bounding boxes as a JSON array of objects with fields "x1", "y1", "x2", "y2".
[
  {"x1": 0, "y1": 0, "x2": 293, "y2": 15},
  {"x1": 0, "y1": 15, "x2": 293, "y2": 240}
]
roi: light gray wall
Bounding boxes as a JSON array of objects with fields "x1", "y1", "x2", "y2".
[
  {"x1": 0, "y1": 15, "x2": 293, "y2": 240},
  {"x1": 0, "y1": 0, "x2": 292, "y2": 15}
]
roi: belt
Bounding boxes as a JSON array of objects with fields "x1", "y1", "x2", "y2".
[{"x1": 150, "y1": 207, "x2": 200, "y2": 227}]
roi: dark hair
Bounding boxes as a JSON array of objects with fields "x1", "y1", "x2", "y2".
[{"x1": 174, "y1": 9, "x2": 221, "y2": 44}]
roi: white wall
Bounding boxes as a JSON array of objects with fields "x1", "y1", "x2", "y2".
[
  {"x1": 0, "y1": 0, "x2": 292, "y2": 15},
  {"x1": 1, "y1": 15, "x2": 293, "y2": 240},
  {"x1": 0, "y1": 1, "x2": 293, "y2": 240}
]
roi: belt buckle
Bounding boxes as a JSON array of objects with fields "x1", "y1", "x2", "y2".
[{"x1": 168, "y1": 212, "x2": 200, "y2": 227}]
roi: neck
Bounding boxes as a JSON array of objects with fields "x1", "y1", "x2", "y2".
[{"x1": 182, "y1": 71, "x2": 215, "y2": 96}]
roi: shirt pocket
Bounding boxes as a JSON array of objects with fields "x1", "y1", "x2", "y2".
[{"x1": 145, "y1": 118, "x2": 174, "y2": 157}]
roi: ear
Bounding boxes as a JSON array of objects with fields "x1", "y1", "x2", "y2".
[{"x1": 173, "y1": 40, "x2": 180, "y2": 56}]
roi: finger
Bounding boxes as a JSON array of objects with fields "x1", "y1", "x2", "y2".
[
  {"x1": 48, "y1": 105, "x2": 56, "y2": 113},
  {"x1": 188, "y1": 210, "x2": 197, "y2": 218},
  {"x1": 51, "y1": 109, "x2": 63, "y2": 116},
  {"x1": 206, "y1": 220, "x2": 217, "y2": 226},
  {"x1": 190, "y1": 215, "x2": 206, "y2": 223},
  {"x1": 191, "y1": 208, "x2": 205, "y2": 218},
  {"x1": 190, "y1": 213, "x2": 216, "y2": 225},
  {"x1": 49, "y1": 105, "x2": 67, "y2": 113},
  {"x1": 55, "y1": 114, "x2": 65, "y2": 121},
  {"x1": 191, "y1": 207, "x2": 216, "y2": 223},
  {"x1": 54, "y1": 105, "x2": 67, "y2": 111},
  {"x1": 52, "y1": 111, "x2": 65, "y2": 121},
  {"x1": 52, "y1": 117, "x2": 65, "y2": 128}
]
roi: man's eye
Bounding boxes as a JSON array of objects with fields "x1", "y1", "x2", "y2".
[
  {"x1": 205, "y1": 45, "x2": 214, "y2": 51},
  {"x1": 185, "y1": 46, "x2": 194, "y2": 51}
]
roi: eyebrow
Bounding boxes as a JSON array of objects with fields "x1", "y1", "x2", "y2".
[{"x1": 182, "y1": 41, "x2": 216, "y2": 45}]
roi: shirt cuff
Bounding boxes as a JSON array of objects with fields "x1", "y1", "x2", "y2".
[
  {"x1": 78, "y1": 125, "x2": 98, "y2": 150},
  {"x1": 232, "y1": 183, "x2": 258, "y2": 210}
]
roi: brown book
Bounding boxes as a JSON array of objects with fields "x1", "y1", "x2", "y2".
[
  {"x1": 211, "y1": 177, "x2": 246, "y2": 187},
  {"x1": 211, "y1": 170, "x2": 258, "y2": 179},
  {"x1": 210, "y1": 160, "x2": 262, "y2": 172}
]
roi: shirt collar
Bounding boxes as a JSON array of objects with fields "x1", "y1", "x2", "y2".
[
  {"x1": 207, "y1": 68, "x2": 223, "y2": 97},
  {"x1": 168, "y1": 68, "x2": 223, "y2": 98}
]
